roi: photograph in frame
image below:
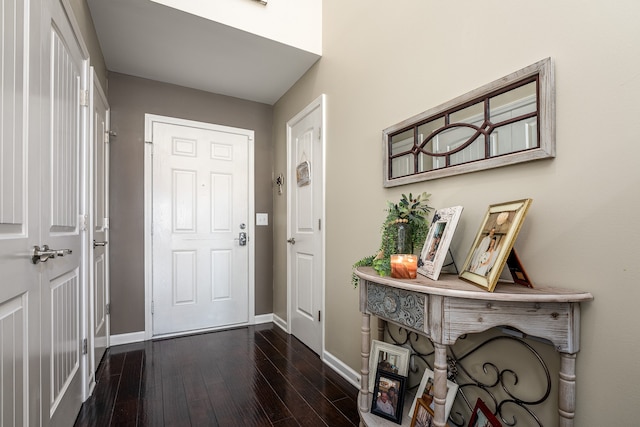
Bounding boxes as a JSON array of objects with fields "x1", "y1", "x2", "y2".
[
  {"x1": 408, "y1": 367, "x2": 459, "y2": 422},
  {"x1": 459, "y1": 199, "x2": 532, "y2": 292},
  {"x1": 371, "y1": 369, "x2": 407, "y2": 424},
  {"x1": 418, "y1": 206, "x2": 463, "y2": 280},
  {"x1": 369, "y1": 340, "x2": 410, "y2": 392},
  {"x1": 468, "y1": 398, "x2": 502, "y2": 427},
  {"x1": 410, "y1": 397, "x2": 435, "y2": 427},
  {"x1": 296, "y1": 160, "x2": 310, "y2": 186}
]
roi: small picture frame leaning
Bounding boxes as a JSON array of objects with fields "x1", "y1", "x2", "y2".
[
  {"x1": 408, "y1": 367, "x2": 459, "y2": 422},
  {"x1": 468, "y1": 398, "x2": 502, "y2": 427},
  {"x1": 459, "y1": 198, "x2": 532, "y2": 292},
  {"x1": 410, "y1": 397, "x2": 435, "y2": 427},
  {"x1": 418, "y1": 206, "x2": 463, "y2": 280},
  {"x1": 369, "y1": 340, "x2": 410, "y2": 392},
  {"x1": 371, "y1": 369, "x2": 407, "y2": 424}
]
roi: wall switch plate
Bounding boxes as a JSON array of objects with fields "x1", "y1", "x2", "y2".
[{"x1": 256, "y1": 213, "x2": 268, "y2": 226}]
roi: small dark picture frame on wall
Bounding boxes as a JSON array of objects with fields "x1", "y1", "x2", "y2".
[{"x1": 371, "y1": 369, "x2": 406, "y2": 424}]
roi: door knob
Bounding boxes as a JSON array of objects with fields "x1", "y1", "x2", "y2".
[
  {"x1": 234, "y1": 232, "x2": 247, "y2": 246},
  {"x1": 32, "y1": 245, "x2": 72, "y2": 264},
  {"x1": 287, "y1": 238, "x2": 296, "y2": 245}
]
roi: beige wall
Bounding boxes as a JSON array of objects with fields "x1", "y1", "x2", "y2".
[
  {"x1": 273, "y1": 0, "x2": 640, "y2": 425},
  {"x1": 108, "y1": 72, "x2": 274, "y2": 334}
]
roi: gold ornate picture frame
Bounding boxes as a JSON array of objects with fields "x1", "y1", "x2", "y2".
[{"x1": 459, "y1": 199, "x2": 532, "y2": 292}]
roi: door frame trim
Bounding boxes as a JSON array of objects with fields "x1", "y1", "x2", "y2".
[
  {"x1": 286, "y1": 94, "x2": 326, "y2": 356},
  {"x1": 143, "y1": 114, "x2": 256, "y2": 340},
  {"x1": 86, "y1": 65, "x2": 111, "y2": 398}
]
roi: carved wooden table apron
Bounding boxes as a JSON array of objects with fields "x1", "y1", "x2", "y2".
[{"x1": 356, "y1": 267, "x2": 593, "y2": 427}]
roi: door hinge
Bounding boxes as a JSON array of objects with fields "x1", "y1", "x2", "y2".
[
  {"x1": 82, "y1": 338, "x2": 88, "y2": 355},
  {"x1": 80, "y1": 90, "x2": 89, "y2": 107},
  {"x1": 106, "y1": 303, "x2": 110, "y2": 315},
  {"x1": 151, "y1": 301, "x2": 154, "y2": 314},
  {"x1": 318, "y1": 219, "x2": 321, "y2": 231},
  {"x1": 318, "y1": 127, "x2": 322, "y2": 140},
  {"x1": 318, "y1": 310, "x2": 321, "y2": 322}
]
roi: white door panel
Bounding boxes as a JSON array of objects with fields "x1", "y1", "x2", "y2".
[
  {"x1": 0, "y1": 0, "x2": 38, "y2": 423},
  {"x1": 43, "y1": 1, "x2": 87, "y2": 424},
  {"x1": 287, "y1": 95, "x2": 324, "y2": 355},
  {"x1": 88, "y1": 67, "x2": 110, "y2": 396},
  {"x1": 1, "y1": 0, "x2": 88, "y2": 424},
  {"x1": 150, "y1": 119, "x2": 253, "y2": 336}
]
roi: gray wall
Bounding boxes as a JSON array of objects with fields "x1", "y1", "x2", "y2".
[
  {"x1": 108, "y1": 72, "x2": 273, "y2": 334},
  {"x1": 69, "y1": 0, "x2": 107, "y2": 91}
]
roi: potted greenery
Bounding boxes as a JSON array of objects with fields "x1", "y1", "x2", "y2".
[{"x1": 352, "y1": 192, "x2": 432, "y2": 286}]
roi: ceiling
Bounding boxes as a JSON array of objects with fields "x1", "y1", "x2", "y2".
[{"x1": 87, "y1": 0, "x2": 321, "y2": 105}]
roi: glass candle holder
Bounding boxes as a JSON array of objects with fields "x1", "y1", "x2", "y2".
[{"x1": 390, "y1": 254, "x2": 418, "y2": 279}]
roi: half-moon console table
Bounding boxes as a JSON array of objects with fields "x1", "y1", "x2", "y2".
[{"x1": 355, "y1": 266, "x2": 593, "y2": 427}]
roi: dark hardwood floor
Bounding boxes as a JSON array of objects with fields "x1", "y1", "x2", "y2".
[{"x1": 73, "y1": 323, "x2": 360, "y2": 426}]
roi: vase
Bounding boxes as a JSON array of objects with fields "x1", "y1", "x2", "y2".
[{"x1": 395, "y1": 222, "x2": 412, "y2": 254}]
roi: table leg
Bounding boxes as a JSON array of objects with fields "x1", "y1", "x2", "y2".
[
  {"x1": 558, "y1": 352, "x2": 576, "y2": 427},
  {"x1": 360, "y1": 312, "x2": 371, "y2": 413},
  {"x1": 433, "y1": 343, "x2": 448, "y2": 427}
]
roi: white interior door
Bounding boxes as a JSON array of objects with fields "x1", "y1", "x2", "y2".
[
  {"x1": 87, "y1": 67, "x2": 110, "y2": 395},
  {"x1": 148, "y1": 116, "x2": 254, "y2": 336},
  {"x1": 0, "y1": 0, "x2": 38, "y2": 423},
  {"x1": 42, "y1": 0, "x2": 88, "y2": 424},
  {"x1": 287, "y1": 95, "x2": 325, "y2": 356}
]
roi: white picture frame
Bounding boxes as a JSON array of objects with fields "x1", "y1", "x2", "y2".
[
  {"x1": 407, "y1": 367, "x2": 459, "y2": 421},
  {"x1": 418, "y1": 206, "x2": 463, "y2": 280},
  {"x1": 368, "y1": 340, "x2": 410, "y2": 392}
]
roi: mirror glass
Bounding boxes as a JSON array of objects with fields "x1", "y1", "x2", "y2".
[{"x1": 383, "y1": 58, "x2": 554, "y2": 187}]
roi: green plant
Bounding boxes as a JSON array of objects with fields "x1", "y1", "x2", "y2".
[{"x1": 352, "y1": 192, "x2": 431, "y2": 287}]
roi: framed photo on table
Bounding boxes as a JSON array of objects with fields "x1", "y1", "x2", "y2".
[
  {"x1": 418, "y1": 206, "x2": 463, "y2": 280},
  {"x1": 371, "y1": 370, "x2": 406, "y2": 424},
  {"x1": 459, "y1": 199, "x2": 532, "y2": 292},
  {"x1": 368, "y1": 340, "x2": 410, "y2": 392},
  {"x1": 408, "y1": 367, "x2": 458, "y2": 421}
]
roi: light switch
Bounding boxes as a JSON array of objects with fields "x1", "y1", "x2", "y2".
[{"x1": 256, "y1": 213, "x2": 269, "y2": 226}]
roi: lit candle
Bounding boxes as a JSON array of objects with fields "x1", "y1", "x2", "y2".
[{"x1": 390, "y1": 254, "x2": 418, "y2": 279}]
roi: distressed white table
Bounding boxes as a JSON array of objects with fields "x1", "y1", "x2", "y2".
[{"x1": 355, "y1": 267, "x2": 593, "y2": 427}]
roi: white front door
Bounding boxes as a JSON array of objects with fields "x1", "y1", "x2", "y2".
[
  {"x1": 287, "y1": 95, "x2": 325, "y2": 355},
  {"x1": 42, "y1": 0, "x2": 88, "y2": 424},
  {"x1": 147, "y1": 115, "x2": 254, "y2": 336},
  {"x1": 87, "y1": 67, "x2": 110, "y2": 395}
]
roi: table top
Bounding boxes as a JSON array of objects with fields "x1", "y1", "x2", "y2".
[{"x1": 356, "y1": 267, "x2": 593, "y2": 303}]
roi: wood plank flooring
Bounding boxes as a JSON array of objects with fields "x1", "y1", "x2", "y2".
[{"x1": 73, "y1": 323, "x2": 360, "y2": 426}]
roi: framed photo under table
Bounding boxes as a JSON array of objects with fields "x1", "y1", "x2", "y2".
[
  {"x1": 371, "y1": 369, "x2": 407, "y2": 424},
  {"x1": 368, "y1": 340, "x2": 410, "y2": 392},
  {"x1": 468, "y1": 398, "x2": 502, "y2": 427},
  {"x1": 407, "y1": 367, "x2": 458, "y2": 422}
]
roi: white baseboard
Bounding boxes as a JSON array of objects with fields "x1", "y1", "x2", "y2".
[
  {"x1": 323, "y1": 350, "x2": 361, "y2": 390},
  {"x1": 109, "y1": 331, "x2": 146, "y2": 346},
  {"x1": 273, "y1": 314, "x2": 288, "y2": 332},
  {"x1": 254, "y1": 313, "x2": 273, "y2": 324},
  {"x1": 110, "y1": 315, "x2": 277, "y2": 346}
]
